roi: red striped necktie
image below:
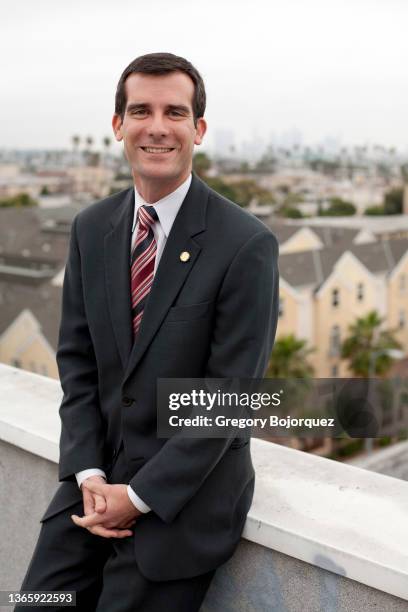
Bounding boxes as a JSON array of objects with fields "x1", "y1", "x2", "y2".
[{"x1": 130, "y1": 204, "x2": 158, "y2": 338}]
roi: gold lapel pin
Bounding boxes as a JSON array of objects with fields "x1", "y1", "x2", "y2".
[{"x1": 180, "y1": 251, "x2": 190, "y2": 262}]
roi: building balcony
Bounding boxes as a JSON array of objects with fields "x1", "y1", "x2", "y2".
[{"x1": 0, "y1": 363, "x2": 407, "y2": 611}]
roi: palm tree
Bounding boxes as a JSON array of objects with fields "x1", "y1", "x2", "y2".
[
  {"x1": 341, "y1": 310, "x2": 402, "y2": 377},
  {"x1": 267, "y1": 334, "x2": 314, "y2": 378},
  {"x1": 85, "y1": 135, "x2": 93, "y2": 151},
  {"x1": 71, "y1": 135, "x2": 80, "y2": 165},
  {"x1": 102, "y1": 136, "x2": 112, "y2": 167},
  {"x1": 72, "y1": 135, "x2": 80, "y2": 151}
]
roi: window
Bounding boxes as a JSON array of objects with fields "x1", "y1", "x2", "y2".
[
  {"x1": 331, "y1": 364, "x2": 339, "y2": 377},
  {"x1": 357, "y1": 282, "x2": 364, "y2": 302},
  {"x1": 12, "y1": 359, "x2": 22, "y2": 369},
  {"x1": 329, "y1": 325, "x2": 341, "y2": 356},
  {"x1": 331, "y1": 288, "x2": 340, "y2": 307},
  {"x1": 279, "y1": 297, "x2": 284, "y2": 317},
  {"x1": 399, "y1": 310, "x2": 405, "y2": 329}
]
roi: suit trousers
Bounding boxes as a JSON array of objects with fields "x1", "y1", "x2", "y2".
[{"x1": 15, "y1": 445, "x2": 215, "y2": 612}]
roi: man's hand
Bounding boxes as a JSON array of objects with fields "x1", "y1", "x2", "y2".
[
  {"x1": 81, "y1": 475, "x2": 107, "y2": 517},
  {"x1": 72, "y1": 480, "x2": 141, "y2": 539}
]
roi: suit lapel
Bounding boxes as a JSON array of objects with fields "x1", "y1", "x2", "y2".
[
  {"x1": 122, "y1": 174, "x2": 209, "y2": 385},
  {"x1": 104, "y1": 188, "x2": 135, "y2": 370}
]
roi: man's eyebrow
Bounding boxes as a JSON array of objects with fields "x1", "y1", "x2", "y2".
[
  {"x1": 126, "y1": 103, "x2": 148, "y2": 113},
  {"x1": 167, "y1": 104, "x2": 191, "y2": 114},
  {"x1": 125, "y1": 103, "x2": 191, "y2": 114}
]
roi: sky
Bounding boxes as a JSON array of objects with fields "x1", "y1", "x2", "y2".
[{"x1": 1, "y1": 0, "x2": 407, "y2": 153}]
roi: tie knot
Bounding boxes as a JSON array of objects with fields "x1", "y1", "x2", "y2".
[{"x1": 138, "y1": 205, "x2": 158, "y2": 229}]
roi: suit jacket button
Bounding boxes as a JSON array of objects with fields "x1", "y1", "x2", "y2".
[{"x1": 122, "y1": 396, "x2": 133, "y2": 407}]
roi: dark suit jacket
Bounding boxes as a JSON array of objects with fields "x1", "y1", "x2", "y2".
[{"x1": 42, "y1": 173, "x2": 279, "y2": 581}]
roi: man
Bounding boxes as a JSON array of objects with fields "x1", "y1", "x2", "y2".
[{"x1": 17, "y1": 52, "x2": 279, "y2": 611}]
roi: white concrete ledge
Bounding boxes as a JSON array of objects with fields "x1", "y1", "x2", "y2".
[{"x1": 1, "y1": 363, "x2": 408, "y2": 601}]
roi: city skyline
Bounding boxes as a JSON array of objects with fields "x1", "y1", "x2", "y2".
[{"x1": 2, "y1": 0, "x2": 407, "y2": 151}]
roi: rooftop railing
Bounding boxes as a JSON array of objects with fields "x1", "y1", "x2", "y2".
[{"x1": 1, "y1": 363, "x2": 407, "y2": 611}]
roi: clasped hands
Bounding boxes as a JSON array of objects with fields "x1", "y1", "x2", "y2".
[{"x1": 71, "y1": 475, "x2": 141, "y2": 539}]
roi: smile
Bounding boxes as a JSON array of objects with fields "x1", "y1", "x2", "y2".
[{"x1": 141, "y1": 147, "x2": 175, "y2": 154}]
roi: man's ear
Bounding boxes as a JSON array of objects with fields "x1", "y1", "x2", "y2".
[
  {"x1": 194, "y1": 117, "x2": 207, "y2": 146},
  {"x1": 112, "y1": 114, "x2": 123, "y2": 141}
]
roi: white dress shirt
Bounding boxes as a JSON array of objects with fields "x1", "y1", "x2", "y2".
[{"x1": 76, "y1": 173, "x2": 192, "y2": 514}]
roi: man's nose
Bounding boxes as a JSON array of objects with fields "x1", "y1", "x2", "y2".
[{"x1": 147, "y1": 113, "x2": 170, "y2": 139}]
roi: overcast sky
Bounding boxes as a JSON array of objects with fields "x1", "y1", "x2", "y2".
[{"x1": 1, "y1": 0, "x2": 407, "y2": 153}]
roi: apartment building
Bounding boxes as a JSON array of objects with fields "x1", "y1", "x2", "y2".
[{"x1": 276, "y1": 236, "x2": 408, "y2": 377}]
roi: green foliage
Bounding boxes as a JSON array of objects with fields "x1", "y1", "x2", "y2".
[
  {"x1": 204, "y1": 177, "x2": 238, "y2": 202},
  {"x1": 193, "y1": 152, "x2": 212, "y2": 178},
  {"x1": 204, "y1": 177, "x2": 273, "y2": 208},
  {"x1": 307, "y1": 159, "x2": 342, "y2": 176},
  {"x1": 0, "y1": 193, "x2": 38, "y2": 207},
  {"x1": 281, "y1": 207, "x2": 303, "y2": 218},
  {"x1": 378, "y1": 436, "x2": 392, "y2": 447},
  {"x1": 341, "y1": 310, "x2": 402, "y2": 377},
  {"x1": 254, "y1": 151, "x2": 277, "y2": 173},
  {"x1": 319, "y1": 197, "x2": 356, "y2": 216},
  {"x1": 329, "y1": 439, "x2": 364, "y2": 459},
  {"x1": 277, "y1": 192, "x2": 304, "y2": 218},
  {"x1": 267, "y1": 334, "x2": 314, "y2": 378},
  {"x1": 229, "y1": 179, "x2": 273, "y2": 207},
  {"x1": 114, "y1": 172, "x2": 132, "y2": 181},
  {"x1": 364, "y1": 205, "x2": 385, "y2": 216},
  {"x1": 401, "y1": 164, "x2": 408, "y2": 182},
  {"x1": 364, "y1": 189, "x2": 404, "y2": 215},
  {"x1": 384, "y1": 188, "x2": 403, "y2": 215}
]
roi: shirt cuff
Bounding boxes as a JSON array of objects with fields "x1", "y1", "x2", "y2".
[
  {"x1": 75, "y1": 469, "x2": 107, "y2": 489},
  {"x1": 127, "y1": 485, "x2": 151, "y2": 513}
]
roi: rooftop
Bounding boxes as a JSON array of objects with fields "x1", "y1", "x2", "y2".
[{"x1": 1, "y1": 363, "x2": 408, "y2": 608}]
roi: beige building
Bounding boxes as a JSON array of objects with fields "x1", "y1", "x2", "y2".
[
  {"x1": 276, "y1": 237, "x2": 408, "y2": 377},
  {"x1": 66, "y1": 165, "x2": 115, "y2": 198},
  {"x1": 271, "y1": 222, "x2": 375, "y2": 255}
]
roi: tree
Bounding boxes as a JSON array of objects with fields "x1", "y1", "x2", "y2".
[
  {"x1": 319, "y1": 197, "x2": 356, "y2": 216},
  {"x1": 364, "y1": 205, "x2": 385, "y2": 216},
  {"x1": 202, "y1": 177, "x2": 273, "y2": 208},
  {"x1": 0, "y1": 193, "x2": 38, "y2": 207},
  {"x1": 341, "y1": 311, "x2": 402, "y2": 377},
  {"x1": 267, "y1": 334, "x2": 314, "y2": 378},
  {"x1": 204, "y1": 177, "x2": 238, "y2": 202},
  {"x1": 281, "y1": 206, "x2": 303, "y2": 218},
  {"x1": 72, "y1": 135, "x2": 80, "y2": 151},
  {"x1": 383, "y1": 188, "x2": 403, "y2": 215},
  {"x1": 227, "y1": 179, "x2": 273, "y2": 207},
  {"x1": 400, "y1": 164, "x2": 408, "y2": 182},
  {"x1": 193, "y1": 152, "x2": 211, "y2": 178}
]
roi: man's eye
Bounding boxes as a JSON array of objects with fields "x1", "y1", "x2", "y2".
[{"x1": 131, "y1": 109, "x2": 147, "y2": 116}]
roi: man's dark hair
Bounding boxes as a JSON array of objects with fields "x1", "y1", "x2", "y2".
[{"x1": 115, "y1": 52, "x2": 206, "y2": 126}]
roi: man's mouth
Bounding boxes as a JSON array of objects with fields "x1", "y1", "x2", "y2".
[{"x1": 140, "y1": 146, "x2": 175, "y2": 154}]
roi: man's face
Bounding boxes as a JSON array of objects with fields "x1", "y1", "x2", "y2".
[{"x1": 112, "y1": 71, "x2": 206, "y2": 188}]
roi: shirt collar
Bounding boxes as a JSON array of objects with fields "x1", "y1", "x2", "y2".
[{"x1": 132, "y1": 174, "x2": 192, "y2": 238}]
